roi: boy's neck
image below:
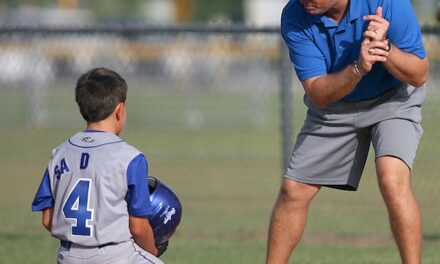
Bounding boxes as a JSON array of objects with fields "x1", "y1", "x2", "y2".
[{"x1": 86, "y1": 122, "x2": 120, "y2": 135}]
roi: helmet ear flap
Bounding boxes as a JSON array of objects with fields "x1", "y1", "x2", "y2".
[
  {"x1": 148, "y1": 177, "x2": 158, "y2": 193},
  {"x1": 147, "y1": 176, "x2": 182, "y2": 244}
]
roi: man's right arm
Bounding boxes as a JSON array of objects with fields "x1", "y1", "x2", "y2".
[
  {"x1": 302, "y1": 39, "x2": 390, "y2": 108},
  {"x1": 282, "y1": 5, "x2": 389, "y2": 108},
  {"x1": 302, "y1": 64, "x2": 363, "y2": 108}
]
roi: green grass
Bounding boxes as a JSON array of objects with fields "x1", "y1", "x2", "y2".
[{"x1": 1, "y1": 84, "x2": 440, "y2": 263}]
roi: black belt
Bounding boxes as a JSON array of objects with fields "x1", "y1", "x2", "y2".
[{"x1": 60, "y1": 240, "x2": 116, "y2": 250}]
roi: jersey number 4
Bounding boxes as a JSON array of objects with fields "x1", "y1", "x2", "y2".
[{"x1": 62, "y1": 179, "x2": 94, "y2": 236}]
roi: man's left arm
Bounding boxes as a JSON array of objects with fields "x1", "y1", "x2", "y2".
[
  {"x1": 382, "y1": 45, "x2": 428, "y2": 87},
  {"x1": 364, "y1": 6, "x2": 429, "y2": 87}
]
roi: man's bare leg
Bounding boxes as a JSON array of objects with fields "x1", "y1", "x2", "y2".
[
  {"x1": 266, "y1": 179, "x2": 320, "y2": 264},
  {"x1": 376, "y1": 156, "x2": 422, "y2": 264}
]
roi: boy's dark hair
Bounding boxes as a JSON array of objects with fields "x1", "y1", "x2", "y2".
[{"x1": 75, "y1": 67, "x2": 127, "y2": 122}]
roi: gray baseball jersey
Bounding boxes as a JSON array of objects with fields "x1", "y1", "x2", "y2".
[{"x1": 32, "y1": 130, "x2": 153, "y2": 246}]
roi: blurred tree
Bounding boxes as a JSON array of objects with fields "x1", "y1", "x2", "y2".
[
  {"x1": 58, "y1": 0, "x2": 76, "y2": 9},
  {"x1": 0, "y1": 0, "x2": 55, "y2": 7},
  {"x1": 78, "y1": 0, "x2": 144, "y2": 22},
  {"x1": 0, "y1": 0, "x2": 145, "y2": 22},
  {"x1": 192, "y1": 0, "x2": 243, "y2": 23},
  {"x1": 176, "y1": 0, "x2": 192, "y2": 23}
]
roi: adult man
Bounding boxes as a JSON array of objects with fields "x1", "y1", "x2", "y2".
[{"x1": 267, "y1": 0, "x2": 429, "y2": 263}]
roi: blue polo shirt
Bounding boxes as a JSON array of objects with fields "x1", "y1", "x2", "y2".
[{"x1": 281, "y1": 0, "x2": 426, "y2": 102}]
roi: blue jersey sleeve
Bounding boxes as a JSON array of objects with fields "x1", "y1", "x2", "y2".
[
  {"x1": 125, "y1": 154, "x2": 153, "y2": 217},
  {"x1": 384, "y1": 0, "x2": 426, "y2": 58},
  {"x1": 32, "y1": 169, "x2": 54, "y2": 211},
  {"x1": 281, "y1": 4, "x2": 327, "y2": 81}
]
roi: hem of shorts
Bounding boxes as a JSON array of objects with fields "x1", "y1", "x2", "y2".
[
  {"x1": 375, "y1": 154, "x2": 412, "y2": 170},
  {"x1": 283, "y1": 174, "x2": 358, "y2": 191}
]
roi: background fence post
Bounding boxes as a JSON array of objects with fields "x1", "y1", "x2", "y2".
[{"x1": 279, "y1": 37, "x2": 293, "y2": 173}]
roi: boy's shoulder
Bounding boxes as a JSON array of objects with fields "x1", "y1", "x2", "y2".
[{"x1": 52, "y1": 131, "x2": 143, "y2": 159}]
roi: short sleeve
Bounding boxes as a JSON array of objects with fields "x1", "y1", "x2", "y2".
[
  {"x1": 281, "y1": 7, "x2": 327, "y2": 81},
  {"x1": 31, "y1": 169, "x2": 54, "y2": 211},
  {"x1": 125, "y1": 154, "x2": 153, "y2": 217},
  {"x1": 385, "y1": 0, "x2": 426, "y2": 58}
]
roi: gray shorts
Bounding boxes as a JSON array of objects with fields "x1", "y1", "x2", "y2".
[{"x1": 285, "y1": 84, "x2": 426, "y2": 191}]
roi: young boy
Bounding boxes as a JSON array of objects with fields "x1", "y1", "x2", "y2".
[{"x1": 32, "y1": 67, "x2": 165, "y2": 264}]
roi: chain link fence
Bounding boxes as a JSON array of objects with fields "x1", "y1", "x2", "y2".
[
  {"x1": 0, "y1": 24, "x2": 439, "y2": 260},
  {"x1": 0, "y1": 25, "x2": 285, "y2": 132}
]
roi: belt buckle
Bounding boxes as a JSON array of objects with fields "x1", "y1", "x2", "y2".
[{"x1": 60, "y1": 240, "x2": 72, "y2": 250}]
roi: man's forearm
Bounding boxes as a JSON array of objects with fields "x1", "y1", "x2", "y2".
[
  {"x1": 383, "y1": 44, "x2": 429, "y2": 87},
  {"x1": 303, "y1": 63, "x2": 363, "y2": 108}
]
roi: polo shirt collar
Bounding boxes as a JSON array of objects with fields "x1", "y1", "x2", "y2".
[
  {"x1": 348, "y1": 0, "x2": 362, "y2": 22},
  {"x1": 306, "y1": 0, "x2": 362, "y2": 27}
]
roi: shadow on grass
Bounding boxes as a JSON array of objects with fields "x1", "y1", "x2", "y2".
[{"x1": 423, "y1": 234, "x2": 440, "y2": 242}]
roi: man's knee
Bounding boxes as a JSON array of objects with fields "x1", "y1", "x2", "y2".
[
  {"x1": 278, "y1": 179, "x2": 319, "y2": 206},
  {"x1": 376, "y1": 156, "x2": 412, "y2": 198}
]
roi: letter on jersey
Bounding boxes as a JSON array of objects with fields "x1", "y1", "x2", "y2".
[
  {"x1": 80, "y1": 153, "x2": 90, "y2": 169},
  {"x1": 54, "y1": 158, "x2": 70, "y2": 179}
]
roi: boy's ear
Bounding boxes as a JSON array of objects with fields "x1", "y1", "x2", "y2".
[{"x1": 115, "y1": 102, "x2": 126, "y2": 121}]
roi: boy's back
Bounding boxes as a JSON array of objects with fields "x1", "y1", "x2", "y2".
[{"x1": 48, "y1": 130, "x2": 148, "y2": 246}]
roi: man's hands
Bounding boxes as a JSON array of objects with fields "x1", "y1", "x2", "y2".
[
  {"x1": 358, "y1": 5, "x2": 428, "y2": 87},
  {"x1": 357, "y1": 38, "x2": 389, "y2": 74},
  {"x1": 364, "y1": 7, "x2": 389, "y2": 41},
  {"x1": 357, "y1": 7, "x2": 390, "y2": 75}
]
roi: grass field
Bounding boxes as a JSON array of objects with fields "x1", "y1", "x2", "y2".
[{"x1": 1, "y1": 79, "x2": 439, "y2": 263}]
